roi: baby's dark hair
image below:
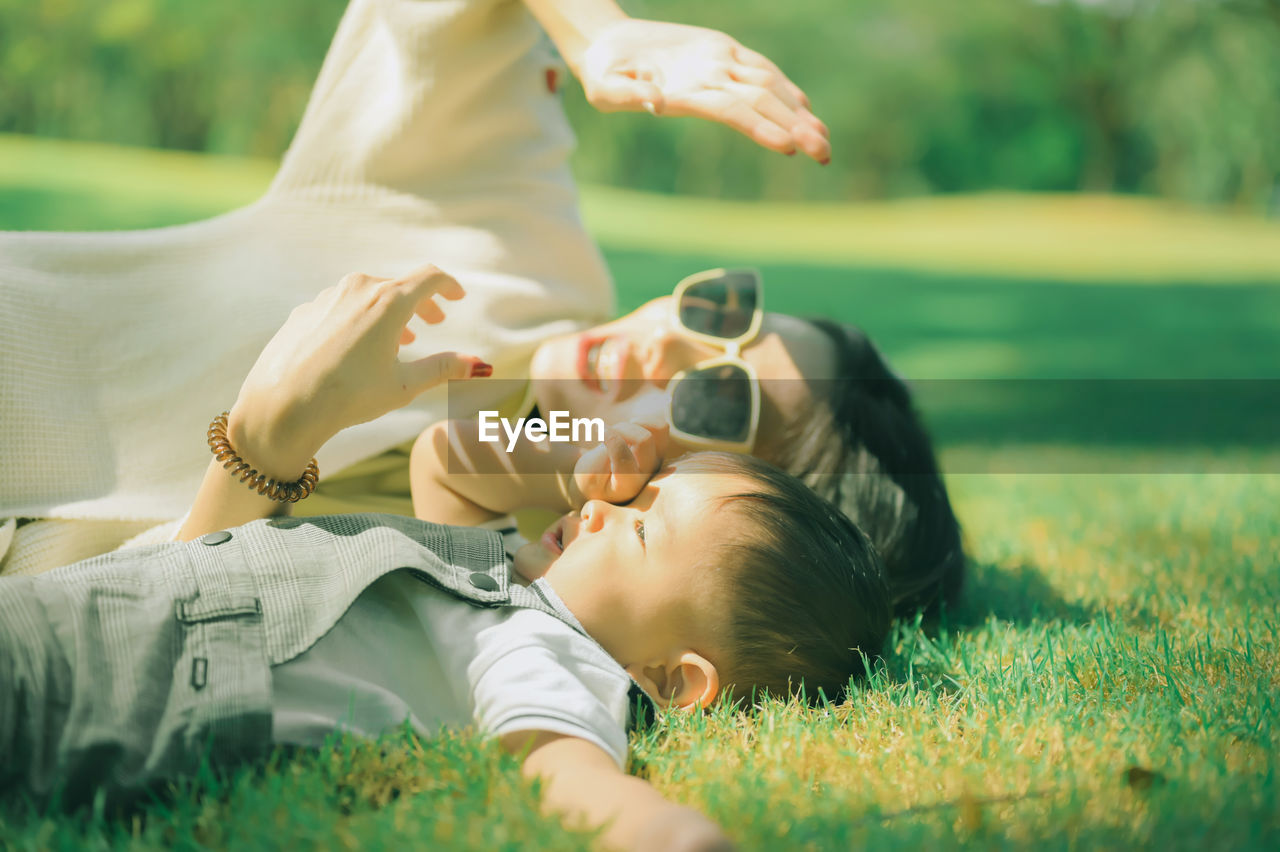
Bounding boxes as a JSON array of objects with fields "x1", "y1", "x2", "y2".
[{"x1": 678, "y1": 452, "x2": 891, "y2": 705}]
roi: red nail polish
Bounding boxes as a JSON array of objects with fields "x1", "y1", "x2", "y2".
[
  {"x1": 470, "y1": 362, "x2": 493, "y2": 378},
  {"x1": 820, "y1": 157, "x2": 831, "y2": 166}
]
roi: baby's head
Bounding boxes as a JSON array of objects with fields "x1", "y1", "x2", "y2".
[{"x1": 512, "y1": 452, "x2": 891, "y2": 708}]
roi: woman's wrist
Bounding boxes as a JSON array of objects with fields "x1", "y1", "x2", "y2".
[
  {"x1": 523, "y1": 0, "x2": 628, "y2": 74},
  {"x1": 225, "y1": 402, "x2": 324, "y2": 483}
]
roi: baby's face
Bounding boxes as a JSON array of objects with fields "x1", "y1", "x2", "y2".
[{"x1": 512, "y1": 461, "x2": 745, "y2": 673}]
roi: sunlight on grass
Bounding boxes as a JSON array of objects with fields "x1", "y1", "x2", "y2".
[
  {"x1": 0, "y1": 135, "x2": 278, "y2": 231},
  {"x1": 4, "y1": 133, "x2": 1278, "y2": 283},
  {"x1": 582, "y1": 186, "x2": 1280, "y2": 285}
]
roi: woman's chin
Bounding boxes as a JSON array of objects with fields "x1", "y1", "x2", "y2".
[{"x1": 529, "y1": 334, "x2": 574, "y2": 382}]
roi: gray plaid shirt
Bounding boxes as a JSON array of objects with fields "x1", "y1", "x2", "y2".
[{"x1": 0, "y1": 513, "x2": 652, "y2": 807}]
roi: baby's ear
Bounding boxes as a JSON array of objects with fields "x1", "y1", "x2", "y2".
[{"x1": 627, "y1": 652, "x2": 720, "y2": 710}]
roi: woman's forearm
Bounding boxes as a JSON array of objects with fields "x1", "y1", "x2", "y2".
[{"x1": 521, "y1": 0, "x2": 627, "y2": 73}]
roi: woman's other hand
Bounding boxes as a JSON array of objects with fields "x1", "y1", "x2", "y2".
[
  {"x1": 230, "y1": 264, "x2": 490, "y2": 481},
  {"x1": 578, "y1": 19, "x2": 830, "y2": 164},
  {"x1": 571, "y1": 414, "x2": 670, "y2": 508}
]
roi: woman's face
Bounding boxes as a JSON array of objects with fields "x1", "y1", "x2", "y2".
[{"x1": 529, "y1": 296, "x2": 836, "y2": 460}]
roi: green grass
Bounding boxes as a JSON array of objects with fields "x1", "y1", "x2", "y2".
[{"x1": 2, "y1": 135, "x2": 1278, "y2": 849}]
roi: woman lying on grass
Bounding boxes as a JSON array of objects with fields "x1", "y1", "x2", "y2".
[
  {"x1": 2, "y1": 0, "x2": 961, "y2": 621},
  {"x1": 0, "y1": 265, "x2": 890, "y2": 851},
  {"x1": 0, "y1": 0, "x2": 832, "y2": 572}
]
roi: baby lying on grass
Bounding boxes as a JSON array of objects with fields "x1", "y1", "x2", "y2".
[{"x1": 0, "y1": 266, "x2": 890, "y2": 851}]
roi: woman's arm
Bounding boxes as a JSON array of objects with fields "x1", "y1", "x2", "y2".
[
  {"x1": 178, "y1": 266, "x2": 488, "y2": 541},
  {"x1": 522, "y1": 0, "x2": 831, "y2": 163},
  {"x1": 410, "y1": 415, "x2": 668, "y2": 526},
  {"x1": 502, "y1": 731, "x2": 733, "y2": 852},
  {"x1": 409, "y1": 419, "x2": 582, "y2": 526},
  {"x1": 521, "y1": 0, "x2": 626, "y2": 70}
]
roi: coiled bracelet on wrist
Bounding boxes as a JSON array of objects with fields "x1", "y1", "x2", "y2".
[{"x1": 207, "y1": 411, "x2": 319, "y2": 502}]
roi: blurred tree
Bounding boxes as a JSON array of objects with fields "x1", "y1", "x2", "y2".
[
  {"x1": 0, "y1": 0, "x2": 345, "y2": 155},
  {"x1": 1, "y1": 0, "x2": 1276, "y2": 208}
]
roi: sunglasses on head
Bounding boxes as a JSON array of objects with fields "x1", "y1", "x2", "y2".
[{"x1": 665, "y1": 268, "x2": 764, "y2": 453}]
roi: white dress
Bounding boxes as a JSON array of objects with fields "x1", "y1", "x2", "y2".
[{"x1": 0, "y1": 0, "x2": 613, "y2": 572}]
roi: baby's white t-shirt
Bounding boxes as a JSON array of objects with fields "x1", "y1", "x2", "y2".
[{"x1": 270, "y1": 533, "x2": 632, "y2": 767}]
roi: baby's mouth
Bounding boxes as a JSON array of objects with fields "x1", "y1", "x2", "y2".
[{"x1": 540, "y1": 516, "x2": 566, "y2": 556}]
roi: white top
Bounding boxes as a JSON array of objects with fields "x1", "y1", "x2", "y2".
[
  {"x1": 270, "y1": 526, "x2": 632, "y2": 767},
  {"x1": 0, "y1": 0, "x2": 612, "y2": 573}
]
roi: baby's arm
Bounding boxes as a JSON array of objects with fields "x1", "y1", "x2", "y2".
[{"x1": 502, "y1": 731, "x2": 732, "y2": 852}]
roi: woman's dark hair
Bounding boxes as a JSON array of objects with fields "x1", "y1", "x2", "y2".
[
  {"x1": 775, "y1": 319, "x2": 965, "y2": 617},
  {"x1": 678, "y1": 452, "x2": 891, "y2": 705}
]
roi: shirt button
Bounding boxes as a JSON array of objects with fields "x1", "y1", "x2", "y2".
[
  {"x1": 468, "y1": 572, "x2": 500, "y2": 592},
  {"x1": 200, "y1": 530, "x2": 232, "y2": 546},
  {"x1": 266, "y1": 517, "x2": 302, "y2": 530}
]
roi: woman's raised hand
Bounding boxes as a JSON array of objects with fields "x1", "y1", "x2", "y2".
[
  {"x1": 229, "y1": 264, "x2": 490, "y2": 481},
  {"x1": 577, "y1": 19, "x2": 831, "y2": 163}
]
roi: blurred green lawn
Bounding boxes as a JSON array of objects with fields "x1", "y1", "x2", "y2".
[
  {"x1": 4, "y1": 133, "x2": 1278, "y2": 465},
  {"x1": 2, "y1": 134, "x2": 1279, "y2": 850}
]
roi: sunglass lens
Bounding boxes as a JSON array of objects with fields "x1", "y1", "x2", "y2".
[
  {"x1": 670, "y1": 364, "x2": 754, "y2": 444},
  {"x1": 678, "y1": 271, "x2": 759, "y2": 339}
]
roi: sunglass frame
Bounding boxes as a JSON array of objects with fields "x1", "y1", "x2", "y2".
[{"x1": 665, "y1": 268, "x2": 766, "y2": 453}]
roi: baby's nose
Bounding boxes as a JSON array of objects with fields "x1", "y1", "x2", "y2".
[{"x1": 580, "y1": 500, "x2": 612, "y2": 532}]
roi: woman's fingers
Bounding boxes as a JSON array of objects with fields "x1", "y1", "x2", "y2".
[
  {"x1": 574, "y1": 420, "x2": 667, "y2": 504},
  {"x1": 609, "y1": 421, "x2": 659, "y2": 474},
  {"x1": 731, "y1": 44, "x2": 811, "y2": 108},
  {"x1": 603, "y1": 428, "x2": 641, "y2": 478},
  {"x1": 389, "y1": 264, "x2": 466, "y2": 325},
  {"x1": 722, "y1": 81, "x2": 831, "y2": 163},
  {"x1": 703, "y1": 94, "x2": 796, "y2": 155},
  {"x1": 589, "y1": 68, "x2": 667, "y2": 115},
  {"x1": 415, "y1": 298, "x2": 447, "y2": 325},
  {"x1": 727, "y1": 66, "x2": 827, "y2": 140},
  {"x1": 726, "y1": 64, "x2": 801, "y2": 111},
  {"x1": 401, "y1": 351, "x2": 492, "y2": 395},
  {"x1": 730, "y1": 65, "x2": 828, "y2": 136},
  {"x1": 396, "y1": 263, "x2": 466, "y2": 300},
  {"x1": 671, "y1": 85, "x2": 828, "y2": 159}
]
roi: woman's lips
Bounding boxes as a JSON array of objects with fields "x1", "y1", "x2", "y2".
[
  {"x1": 575, "y1": 335, "x2": 633, "y2": 400},
  {"x1": 576, "y1": 334, "x2": 605, "y2": 393}
]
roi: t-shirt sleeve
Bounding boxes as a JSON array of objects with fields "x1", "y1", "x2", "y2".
[{"x1": 469, "y1": 622, "x2": 631, "y2": 769}]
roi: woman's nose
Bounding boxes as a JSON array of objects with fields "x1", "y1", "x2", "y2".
[{"x1": 641, "y1": 327, "x2": 694, "y2": 387}]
